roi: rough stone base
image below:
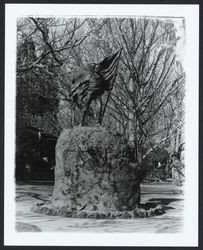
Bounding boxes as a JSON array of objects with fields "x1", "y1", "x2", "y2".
[{"x1": 49, "y1": 126, "x2": 142, "y2": 212}]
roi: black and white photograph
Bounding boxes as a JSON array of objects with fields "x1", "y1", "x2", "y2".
[{"x1": 4, "y1": 4, "x2": 199, "y2": 247}]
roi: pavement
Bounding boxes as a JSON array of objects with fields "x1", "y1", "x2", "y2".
[{"x1": 16, "y1": 182, "x2": 184, "y2": 233}]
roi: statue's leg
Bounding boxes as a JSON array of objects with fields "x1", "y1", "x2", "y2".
[
  {"x1": 81, "y1": 108, "x2": 87, "y2": 126},
  {"x1": 81, "y1": 94, "x2": 93, "y2": 126},
  {"x1": 98, "y1": 96, "x2": 103, "y2": 124}
]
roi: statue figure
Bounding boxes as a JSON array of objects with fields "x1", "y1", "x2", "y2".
[{"x1": 69, "y1": 48, "x2": 122, "y2": 125}]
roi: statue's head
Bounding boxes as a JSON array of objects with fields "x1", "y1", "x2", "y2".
[{"x1": 71, "y1": 64, "x2": 96, "y2": 85}]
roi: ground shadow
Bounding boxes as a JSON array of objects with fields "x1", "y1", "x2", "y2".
[{"x1": 139, "y1": 198, "x2": 184, "y2": 210}]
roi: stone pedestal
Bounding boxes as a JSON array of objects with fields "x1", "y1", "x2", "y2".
[{"x1": 32, "y1": 125, "x2": 165, "y2": 218}]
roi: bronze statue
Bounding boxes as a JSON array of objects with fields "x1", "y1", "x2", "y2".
[{"x1": 69, "y1": 48, "x2": 122, "y2": 125}]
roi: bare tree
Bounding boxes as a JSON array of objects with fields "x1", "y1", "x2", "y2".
[{"x1": 93, "y1": 18, "x2": 186, "y2": 166}]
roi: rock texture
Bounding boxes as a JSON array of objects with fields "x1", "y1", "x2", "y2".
[{"x1": 32, "y1": 125, "x2": 165, "y2": 218}]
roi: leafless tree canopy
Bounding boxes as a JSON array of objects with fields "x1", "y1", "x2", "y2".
[{"x1": 16, "y1": 17, "x2": 185, "y2": 163}]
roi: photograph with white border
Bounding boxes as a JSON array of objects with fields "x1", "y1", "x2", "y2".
[{"x1": 4, "y1": 4, "x2": 199, "y2": 247}]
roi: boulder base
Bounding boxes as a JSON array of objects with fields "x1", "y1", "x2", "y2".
[{"x1": 32, "y1": 125, "x2": 165, "y2": 218}]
